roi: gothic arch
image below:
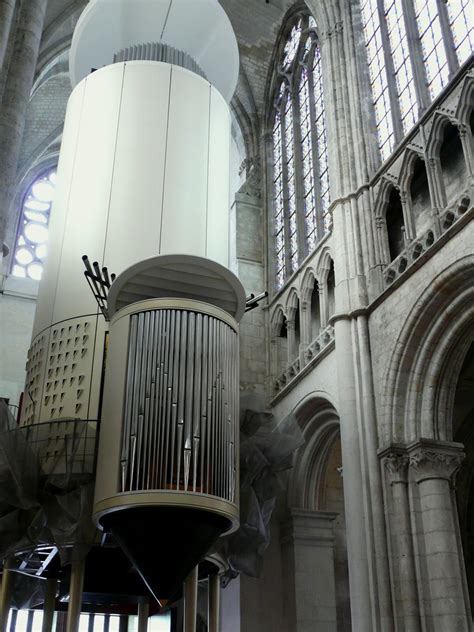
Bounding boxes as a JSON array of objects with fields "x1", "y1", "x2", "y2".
[
  {"x1": 315, "y1": 246, "x2": 333, "y2": 284},
  {"x1": 300, "y1": 266, "x2": 317, "y2": 304},
  {"x1": 455, "y1": 76, "x2": 474, "y2": 127},
  {"x1": 270, "y1": 304, "x2": 287, "y2": 337},
  {"x1": 426, "y1": 112, "x2": 458, "y2": 159},
  {"x1": 287, "y1": 395, "x2": 340, "y2": 510},
  {"x1": 382, "y1": 255, "x2": 474, "y2": 444},
  {"x1": 398, "y1": 148, "x2": 425, "y2": 193},
  {"x1": 285, "y1": 287, "x2": 300, "y2": 319}
]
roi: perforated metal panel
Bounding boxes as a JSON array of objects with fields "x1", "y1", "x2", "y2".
[{"x1": 22, "y1": 333, "x2": 49, "y2": 425}]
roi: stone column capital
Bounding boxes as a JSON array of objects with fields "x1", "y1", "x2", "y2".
[
  {"x1": 379, "y1": 445, "x2": 409, "y2": 484},
  {"x1": 407, "y1": 439, "x2": 465, "y2": 484},
  {"x1": 375, "y1": 216, "x2": 386, "y2": 229}
]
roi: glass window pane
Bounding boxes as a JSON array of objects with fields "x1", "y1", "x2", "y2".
[
  {"x1": 385, "y1": 0, "x2": 419, "y2": 132},
  {"x1": 414, "y1": 0, "x2": 450, "y2": 100},
  {"x1": 446, "y1": 0, "x2": 474, "y2": 65},
  {"x1": 12, "y1": 169, "x2": 57, "y2": 279},
  {"x1": 361, "y1": 0, "x2": 395, "y2": 157}
]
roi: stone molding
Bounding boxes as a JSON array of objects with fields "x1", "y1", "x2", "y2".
[
  {"x1": 407, "y1": 439, "x2": 465, "y2": 484},
  {"x1": 280, "y1": 508, "x2": 338, "y2": 547}
]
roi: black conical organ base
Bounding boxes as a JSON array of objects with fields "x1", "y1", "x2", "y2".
[{"x1": 102, "y1": 506, "x2": 230, "y2": 603}]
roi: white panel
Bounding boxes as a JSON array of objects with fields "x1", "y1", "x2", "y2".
[
  {"x1": 206, "y1": 88, "x2": 231, "y2": 267},
  {"x1": 33, "y1": 82, "x2": 86, "y2": 338},
  {"x1": 160, "y1": 68, "x2": 210, "y2": 256},
  {"x1": 104, "y1": 62, "x2": 171, "y2": 273},
  {"x1": 93, "y1": 314, "x2": 129, "y2": 505},
  {"x1": 53, "y1": 65, "x2": 125, "y2": 323}
]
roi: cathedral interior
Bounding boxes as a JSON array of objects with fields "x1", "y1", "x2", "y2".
[{"x1": 0, "y1": 0, "x2": 473, "y2": 631}]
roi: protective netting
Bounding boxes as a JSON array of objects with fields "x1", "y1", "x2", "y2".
[
  {"x1": 0, "y1": 402, "x2": 302, "y2": 605},
  {"x1": 217, "y1": 409, "x2": 304, "y2": 583},
  {"x1": 0, "y1": 401, "x2": 98, "y2": 606}
]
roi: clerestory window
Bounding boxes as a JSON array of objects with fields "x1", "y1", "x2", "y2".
[
  {"x1": 271, "y1": 14, "x2": 330, "y2": 290},
  {"x1": 360, "y1": 0, "x2": 473, "y2": 161}
]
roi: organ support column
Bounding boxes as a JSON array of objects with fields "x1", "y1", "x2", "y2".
[{"x1": 208, "y1": 573, "x2": 221, "y2": 632}]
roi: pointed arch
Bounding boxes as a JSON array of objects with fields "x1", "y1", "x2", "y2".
[
  {"x1": 316, "y1": 246, "x2": 334, "y2": 284},
  {"x1": 455, "y1": 76, "x2": 474, "y2": 126},
  {"x1": 301, "y1": 266, "x2": 317, "y2": 303},
  {"x1": 382, "y1": 255, "x2": 474, "y2": 444},
  {"x1": 286, "y1": 287, "x2": 300, "y2": 319},
  {"x1": 288, "y1": 395, "x2": 340, "y2": 510},
  {"x1": 426, "y1": 113, "x2": 457, "y2": 159},
  {"x1": 270, "y1": 304, "x2": 287, "y2": 337}
]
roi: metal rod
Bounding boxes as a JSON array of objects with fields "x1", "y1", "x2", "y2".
[
  {"x1": 200, "y1": 315, "x2": 209, "y2": 493},
  {"x1": 161, "y1": 310, "x2": 173, "y2": 489},
  {"x1": 65, "y1": 553, "x2": 85, "y2": 632},
  {"x1": 184, "y1": 312, "x2": 195, "y2": 491},
  {"x1": 0, "y1": 559, "x2": 14, "y2": 632},
  {"x1": 175, "y1": 311, "x2": 188, "y2": 489},
  {"x1": 208, "y1": 574, "x2": 221, "y2": 632},
  {"x1": 160, "y1": 311, "x2": 172, "y2": 488},
  {"x1": 183, "y1": 567, "x2": 198, "y2": 632},
  {"x1": 193, "y1": 313, "x2": 202, "y2": 492},
  {"x1": 41, "y1": 578, "x2": 58, "y2": 632},
  {"x1": 169, "y1": 311, "x2": 181, "y2": 487},
  {"x1": 130, "y1": 313, "x2": 145, "y2": 489},
  {"x1": 137, "y1": 603, "x2": 149, "y2": 632},
  {"x1": 135, "y1": 312, "x2": 150, "y2": 489},
  {"x1": 122, "y1": 315, "x2": 138, "y2": 491},
  {"x1": 147, "y1": 310, "x2": 160, "y2": 489},
  {"x1": 141, "y1": 311, "x2": 154, "y2": 489}
]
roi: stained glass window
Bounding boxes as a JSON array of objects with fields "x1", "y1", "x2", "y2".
[
  {"x1": 414, "y1": 0, "x2": 449, "y2": 99},
  {"x1": 312, "y1": 46, "x2": 331, "y2": 233},
  {"x1": 283, "y1": 21, "x2": 302, "y2": 68},
  {"x1": 361, "y1": 0, "x2": 473, "y2": 162},
  {"x1": 271, "y1": 14, "x2": 331, "y2": 289},
  {"x1": 273, "y1": 109, "x2": 286, "y2": 289},
  {"x1": 12, "y1": 169, "x2": 56, "y2": 281},
  {"x1": 446, "y1": 0, "x2": 474, "y2": 65},
  {"x1": 284, "y1": 93, "x2": 299, "y2": 273},
  {"x1": 361, "y1": 0, "x2": 395, "y2": 160},
  {"x1": 385, "y1": 0, "x2": 418, "y2": 131},
  {"x1": 299, "y1": 68, "x2": 316, "y2": 251}
]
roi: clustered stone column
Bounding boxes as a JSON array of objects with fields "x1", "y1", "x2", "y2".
[
  {"x1": 380, "y1": 440, "x2": 471, "y2": 632},
  {"x1": 0, "y1": 0, "x2": 48, "y2": 256},
  {"x1": 409, "y1": 440, "x2": 470, "y2": 631},
  {"x1": 380, "y1": 447, "x2": 421, "y2": 632}
]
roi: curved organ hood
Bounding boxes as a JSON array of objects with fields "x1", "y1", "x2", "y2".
[{"x1": 69, "y1": 0, "x2": 240, "y2": 102}]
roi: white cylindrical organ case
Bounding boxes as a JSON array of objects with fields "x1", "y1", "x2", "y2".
[
  {"x1": 22, "y1": 62, "x2": 231, "y2": 426},
  {"x1": 94, "y1": 298, "x2": 239, "y2": 523},
  {"x1": 93, "y1": 297, "x2": 240, "y2": 601}
]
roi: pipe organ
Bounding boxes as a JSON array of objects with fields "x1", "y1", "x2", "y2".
[{"x1": 18, "y1": 0, "x2": 244, "y2": 616}]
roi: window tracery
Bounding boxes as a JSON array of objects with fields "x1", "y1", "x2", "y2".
[
  {"x1": 12, "y1": 169, "x2": 56, "y2": 281},
  {"x1": 271, "y1": 13, "x2": 330, "y2": 289},
  {"x1": 361, "y1": 0, "x2": 473, "y2": 160}
]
